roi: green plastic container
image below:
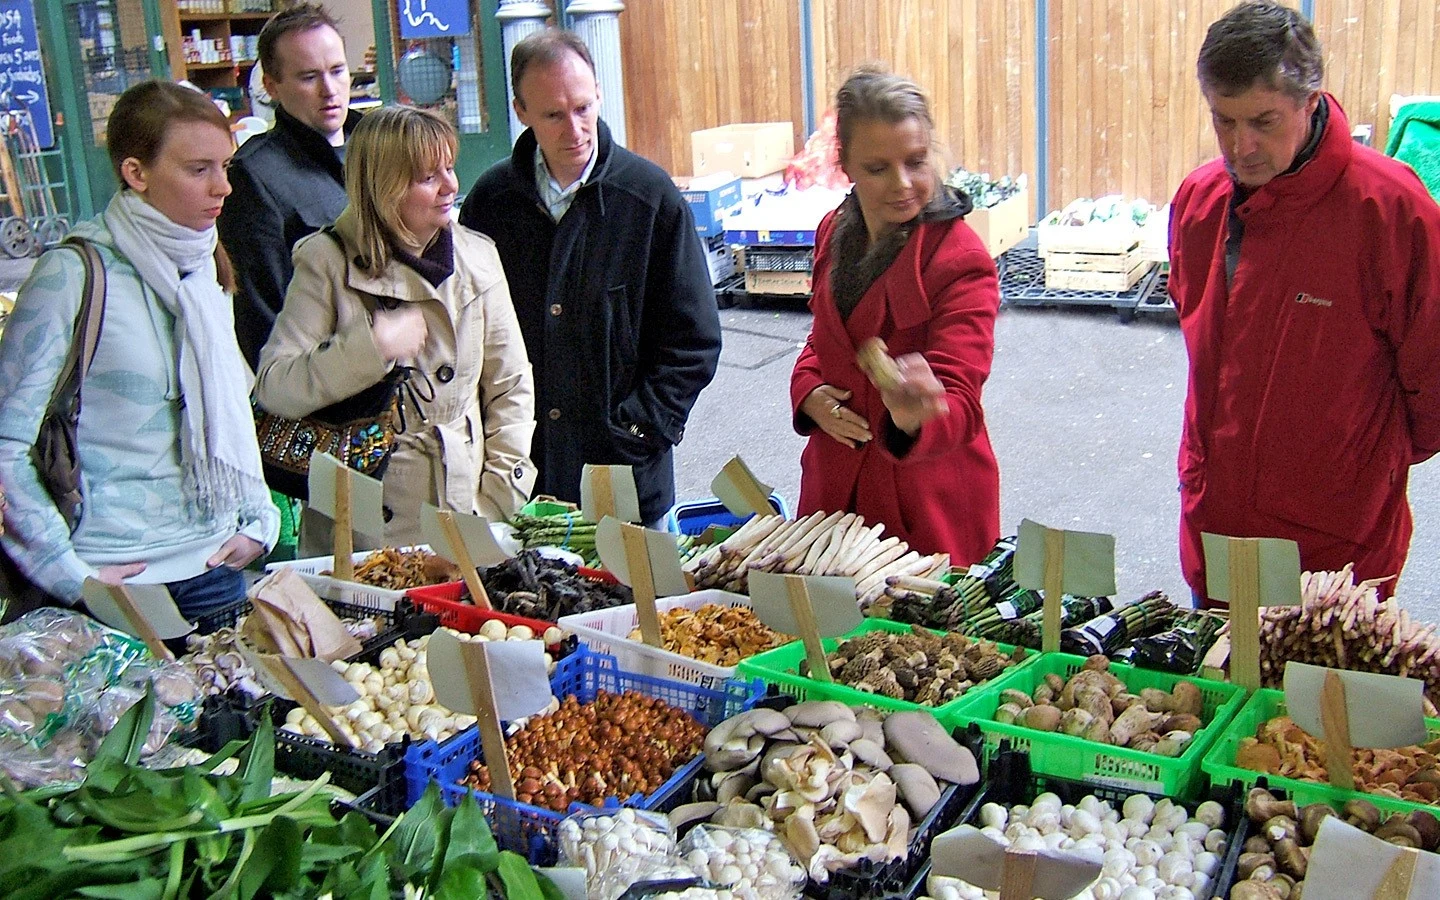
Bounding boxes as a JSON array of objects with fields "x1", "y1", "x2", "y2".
[
  {"x1": 518, "y1": 499, "x2": 581, "y2": 518},
  {"x1": 1202, "y1": 687, "x2": 1440, "y2": 818},
  {"x1": 947, "y1": 652, "x2": 1247, "y2": 801},
  {"x1": 735, "y1": 617, "x2": 1034, "y2": 718}
]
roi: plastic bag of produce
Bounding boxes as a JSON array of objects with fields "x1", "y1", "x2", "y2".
[
  {"x1": 0, "y1": 608, "x2": 203, "y2": 788},
  {"x1": 560, "y1": 808, "x2": 678, "y2": 898},
  {"x1": 674, "y1": 825, "x2": 806, "y2": 900}
]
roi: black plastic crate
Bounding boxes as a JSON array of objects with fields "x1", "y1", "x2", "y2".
[
  {"x1": 745, "y1": 246, "x2": 815, "y2": 273},
  {"x1": 191, "y1": 598, "x2": 250, "y2": 634},
  {"x1": 688, "y1": 689, "x2": 983, "y2": 900}
]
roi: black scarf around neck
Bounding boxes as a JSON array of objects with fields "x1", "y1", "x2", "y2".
[{"x1": 391, "y1": 226, "x2": 455, "y2": 288}]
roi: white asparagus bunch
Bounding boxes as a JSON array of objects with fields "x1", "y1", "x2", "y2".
[
  {"x1": 1256, "y1": 564, "x2": 1440, "y2": 711},
  {"x1": 686, "y1": 512, "x2": 949, "y2": 607}
]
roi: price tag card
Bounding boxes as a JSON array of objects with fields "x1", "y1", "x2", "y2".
[
  {"x1": 580, "y1": 464, "x2": 641, "y2": 524},
  {"x1": 308, "y1": 452, "x2": 386, "y2": 541},
  {"x1": 420, "y1": 503, "x2": 511, "y2": 568},
  {"x1": 239, "y1": 647, "x2": 361, "y2": 708},
  {"x1": 748, "y1": 571, "x2": 861, "y2": 637},
  {"x1": 1014, "y1": 519, "x2": 1117, "y2": 598},
  {"x1": 1201, "y1": 533, "x2": 1302, "y2": 606},
  {"x1": 1284, "y1": 662, "x2": 1427, "y2": 749},
  {"x1": 931, "y1": 825, "x2": 1102, "y2": 900},
  {"x1": 82, "y1": 579, "x2": 194, "y2": 641},
  {"x1": 711, "y1": 456, "x2": 774, "y2": 518},
  {"x1": 595, "y1": 517, "x2": 689, "y2": 598},
  {"x1": 426, "y1": 630, "x2": 553, "y2": 720},
  {"x1": 1305, "y1": 816, "x2": 1439, "y2": 900}
]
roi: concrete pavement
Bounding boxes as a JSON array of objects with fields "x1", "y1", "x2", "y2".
[{"x1": 675, "y1": 300, "x2": 1440, "y2": 622}]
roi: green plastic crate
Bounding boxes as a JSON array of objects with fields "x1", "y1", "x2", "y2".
[
  {"x1": 1202, "y1": 687, "x2": 1440, "y2": 818},
  {"x1": 946, "y1": 652, "x2": 1247, "y2": 801},
  {"x1": 518, "y1": 499, "x2": 581, "y2": 518},
  {"x1": 735, "y1": 618, "x2": 1034, "y2": 718}
]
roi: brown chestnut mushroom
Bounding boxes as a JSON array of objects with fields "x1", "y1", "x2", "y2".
[
  {"x1": 1374, "y1": 818, "x2": 1424, "y2": 848},
  {"x1": 1238, "y1": 851, "x2": 1278, "y2": 880},
  {"x1": 1263, "y1": 815, "x2": 1300, "y2": 843},
  {"x1": 1297, "y1": 803, "x2": 1335, "y2": 845},
  {"x1": 1274, "y1": 838, "x2": 1309, "y2": 878},
  {"x1": 1405, "y1": 809, "x2": 1440, "y2": 851},
  {"x1": 1342, "y1": 798, "x2": 1382, "y2": 831},
  {"x1": 1231, "y1": 882, "x2": 1285, "y2": 900},
  {"x1": 1247, "y1": 787, "x2": 1298, "y2": 823}
]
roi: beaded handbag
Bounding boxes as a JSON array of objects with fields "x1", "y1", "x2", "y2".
[{"x1": 253, "y1": 371, "x2": 404, "y2": 501}]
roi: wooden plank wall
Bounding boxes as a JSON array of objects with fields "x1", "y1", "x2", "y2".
[
  {"x1": 617, "y1": 1, "x2": 804, "y2": 178},
  {"x1": 810, "y1": 0, "x2": 1037, "y2": 218},
  {"x1": 1046, "y1": 1, "x2": 1231, "y2": 210},
  {"x1": 616, "y1": 1, "x2": 1440, "y2": 214},
  {"x1": 1314, "y1": 0, "x2": 1440, "y2": 149}
]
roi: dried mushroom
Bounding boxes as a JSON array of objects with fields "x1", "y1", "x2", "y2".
[{"x1": 812, "y1": 626, "x2": 1018, "y2": 706}]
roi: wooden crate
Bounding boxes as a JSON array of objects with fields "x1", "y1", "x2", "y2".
[
  {"x1": 1044, "y1": 255, "x2": 1153, "y2": 291},
  {"x1": 1036, "y1": 215, "x2": 1139, "y2": 256}
]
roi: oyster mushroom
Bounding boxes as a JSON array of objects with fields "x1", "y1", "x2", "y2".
[
  {"x1": 889, "y1": 762, "x2": 942, "y2": 818},
  {"x1": 819, "y1": 719, "x2": 863, "y2": 748},
  {"x1": 668, "y1": 801, "x2": 721, "y2": 831},
  {"x1": 786, "y1": 700, "x2": 856, "y2": 729},
  {"x1": 842, "y1": 772, "x2": 896, "y2": 842},
  {"x1": 848, "y1": 737, "x2": 893, "y2": 770},
  {"x1": 883, "y1": 710, "x2": 979, "y2": 785}
]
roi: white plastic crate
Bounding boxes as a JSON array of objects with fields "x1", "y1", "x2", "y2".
[
  {"x1": 263, "y1": 546, "x2": 435, "y2": 612},
  {"x1": 558, "y1": 589, "x2": 759, "y2": 690}
]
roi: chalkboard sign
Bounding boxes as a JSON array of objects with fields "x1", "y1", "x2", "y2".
[{"x1": 0, "y1": 0, "x2": 51, "y2": 149}]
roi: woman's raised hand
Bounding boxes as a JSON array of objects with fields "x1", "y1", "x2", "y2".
[
  {"x1": 372, "y1": 304, "x2": 428, "y2": 362},
  {"x1": 880, "y1": 353, "x2": 948, "y2": 436},
  {"x1": 801, "y1": 385, "x2": 873, "y2": 449}
]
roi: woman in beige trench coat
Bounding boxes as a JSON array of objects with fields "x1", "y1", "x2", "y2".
[{"x1": 254, "y1": 106, "x2": 536, "y2": 546}]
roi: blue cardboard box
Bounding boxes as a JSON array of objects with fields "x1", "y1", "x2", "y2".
[{"x1": 675, "y1": 174, "x2": 743, "y2": 237}]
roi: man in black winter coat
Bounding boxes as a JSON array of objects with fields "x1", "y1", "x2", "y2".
[
  {"x1": 219, "y1": 3, "x2": 361, "y2": 368},
  {"x1": 459, "y1": 30, "x2": 721, "y2": 528}
]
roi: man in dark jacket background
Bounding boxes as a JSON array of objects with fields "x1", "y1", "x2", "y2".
[
  {"x1": 459, "y1": 30, "x2": 721, "y2": 527},
  {"x1": 219, "y1": 3, "x2": 360, "y2": 368}
]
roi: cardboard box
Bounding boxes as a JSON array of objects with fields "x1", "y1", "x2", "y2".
[
  {"x1": 698, "y1": 233, "x2": 736, "y2": 286},
  {"x1": 744, "y1": 269, "x2": 811, "y2": 296},
  {"x1": 692, "y1": 123, "x2": 795, "y2": 178},
  {"x1": 674, "y1": 173, "x2": 743, "y2": 237},
  {"x1": 965, "y1": 185, "x2": 1031, "y2": 258}
]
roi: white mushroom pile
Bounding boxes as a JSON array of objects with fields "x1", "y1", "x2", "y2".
[
  {"x1": 687, "y1": 702, "x2": 980, "y2": 883},
  {"x1": 280, "y1": 630, "x2": 476, "y2": 751},
  {"x1": 923, "y1": 792, "x2": 1228, "y2": 900},
  {"x1": 178, "y1": 628, "x2": 263, "y2": 699}
]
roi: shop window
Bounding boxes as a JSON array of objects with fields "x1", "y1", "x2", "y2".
[
  {"x1": 64, "y1": 0, "x2": 153, "y2": 145},
  {"x1": 388, "y1": 0, "x2": 489, "y2": 135}
]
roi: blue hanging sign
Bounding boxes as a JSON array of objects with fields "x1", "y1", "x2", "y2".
[
  {"x1": 399, "y1": 0, "x2": 472, "y2": 39},
  {"x1": 0, "y1": 0, "x2": 51, "y2": 149}
]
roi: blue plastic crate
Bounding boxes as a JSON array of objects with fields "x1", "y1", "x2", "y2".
[
  {"x1": 403, "y1": 647, "x2": 764, "y2": 864},
  {"x1": 664, "y1": 493, "x2": 791, "y2": 536}
]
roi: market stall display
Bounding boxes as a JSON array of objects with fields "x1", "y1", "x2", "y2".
[
  {"x1": 413, "y1": 549, "x2": 634, "y2": 622},
  {"x1": 329, "y1": 546, "x2": 460, "y2": 590},
  {"x1": 629, "y1": 602, "x2": 787, "y2": 666}
]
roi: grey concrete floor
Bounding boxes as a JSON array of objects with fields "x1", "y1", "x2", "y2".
[{"x1": 674, "y1": 300, "x2": 1440, "y2": 622}]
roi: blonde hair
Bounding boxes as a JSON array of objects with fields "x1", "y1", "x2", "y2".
[
  {"x1": 834, "y1": 65, "x2": 941, "y2": 197},
  {"x1": 344, "y1": 105, "x2": 457, "y2": 273}
]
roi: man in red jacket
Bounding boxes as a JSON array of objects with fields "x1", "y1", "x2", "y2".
[{"x1": 1171, "y1": 1, "x2": 1440, "y2": 603}]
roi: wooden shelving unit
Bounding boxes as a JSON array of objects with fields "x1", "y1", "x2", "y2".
[{"x1": 161, "y1": 2, "x2": 276, "y2": 118}]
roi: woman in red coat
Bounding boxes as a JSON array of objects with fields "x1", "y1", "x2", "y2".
[{"x1": 790, "y1": 67, "x2": 1001, "y2": 568}]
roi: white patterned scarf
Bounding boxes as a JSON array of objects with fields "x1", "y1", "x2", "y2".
[{"x1": 105, "y1": 190, "x2": 267, "y2": 521}]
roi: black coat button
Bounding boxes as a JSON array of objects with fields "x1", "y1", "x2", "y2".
[
  {"x1": 436, "y1": 364, "x2": 455, "y2": 383},
  {"x1": 512, "y1": 464, "x2": 524, "y2": 480},
  {"x1": 382, "y1": 505, "x2": 394, "y2": 523}
]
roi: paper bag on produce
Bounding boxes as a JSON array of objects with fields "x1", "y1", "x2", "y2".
[{"x1": 242, "y1": 567, "x2": 361, "y2": 661}]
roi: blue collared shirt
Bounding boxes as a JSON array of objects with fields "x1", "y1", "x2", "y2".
[{"x1": 535, "y1": 145, "x2": 598, "y2": 222}]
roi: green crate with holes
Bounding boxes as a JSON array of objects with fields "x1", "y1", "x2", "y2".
[
  {"x1": 735, "y1": 617, "x2": 1035, "y2": 718},
  {"x1": 1202, "y1": 688, "x2": 1440, "y2": 818},
  {"x1": 945, "y1": 652, "x2": 1247, "y2": 801}
]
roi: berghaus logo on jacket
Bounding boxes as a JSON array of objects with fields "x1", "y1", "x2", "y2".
[{"x1": 1294, "y1": 291, "x2": 1333, "y2": 307}]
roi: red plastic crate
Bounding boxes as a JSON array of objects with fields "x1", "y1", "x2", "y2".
[{"x1": 405, "y1": 581, "x2": 558, "y2": 635}]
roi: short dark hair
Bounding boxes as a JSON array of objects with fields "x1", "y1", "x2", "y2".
[
  {"x1": 1198, "y1": 1, "x2": 1322, "y2": 100},
  {"x1": 258, "y1": 2, "x2": 342, "y2": 81},
  {"x1": 510, "y1": 29, "x2": 595, "y2": 110}
]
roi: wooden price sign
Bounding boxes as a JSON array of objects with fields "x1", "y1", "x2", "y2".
[
  {"x1": 595, "y1": 517, "x2": 688, "y2": 649},
  {"x1": 427, "y1": 630, "x2": 553, "y2": 801},
  {"x1": 580, "y1": 464, "x2": 641, "y2": 524},
  {"x1": 241, "y1": 646, "x2": 361, "y2": 748},
  {"x1": 711, "y1": 455, "x2": 774, "y2": 518},
  {"x1": 931, "y1": 824, "x2": 1102, "y2": 900},
  {"x1": 81, "y1": 578, "x2": 193, "y2": 661},
  {"x1": 1015, "y1": 519, "x2": 1117, "y2": 653},
  {"x1": 1305, "y1": 815, "x2": 1440, "y2": 900},
  {"x1": 420, "y1": 503, "x2": 511, "y2": 611},
  {"x1": 308, "y1": 452, "x2": 385, "y2": 582},
  {"x1": 1202, "y1": 533, "x2": 1301, "y2": 691},
  {"x1": 748, "y1": 570, "x2": 862, "y2": 683},
  {"x1": 1284, "y1": 662, "x2": 1427, "y2": 791}
]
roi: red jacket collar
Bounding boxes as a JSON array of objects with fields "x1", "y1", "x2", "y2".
[{"x1": 1236, "y1": 93, "x2": 1351, "y2": 216}]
